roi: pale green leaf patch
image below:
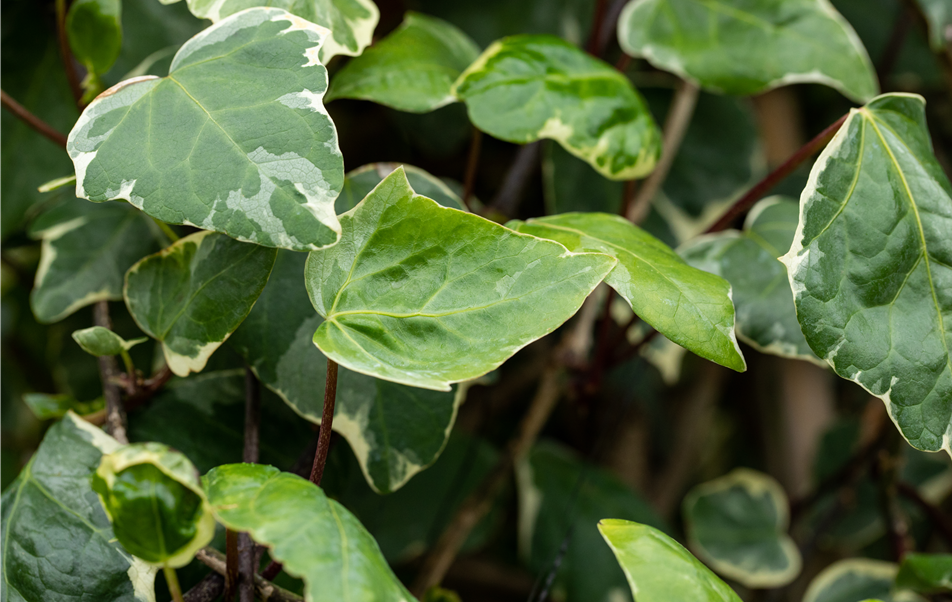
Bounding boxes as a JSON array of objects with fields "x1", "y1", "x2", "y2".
[
  {"x1": 617, "y1": 0, "x2": 878, "y2": 103},
  {"x1": 23, "y1": 392, "x2": 104, "y2": 421},
  {"x1": 305, "y1": 167, "x2": 617, "y2": 391},
  {"x1": 203, "y1": 463, "x2": 417, "y2": 602},
  {"x1": 804, "y1": 559, "x2": 926, "y2": 602},
  {"x1": 513, "y1": 212, "x2": 746, "y2": 371},
  {"x1": 37, "y1": 175, "x2": 77, "y2": 193},
  {"x1": 66, "y1": 0, "x2": 122, "y2": 101},
  {"x1": 452, "y1": 35, "x2": 661, "y2": 180},
  {"x1": 72, "y1": 326, "x2": 147, "y2": 357},
  {"x1": 327, "y1": 12, "x2": 480, "y2": 113},
  {"x1": 67, "y1": 7, "x2": 345, "y2": 251},
  {"x1": 683, "y1": 468, "x2": 801, "y2": 588},
  {"x1": 916, "y1": 0, "x2": 952, "y2": 51},
  {"x1": 896, "y1": 554, "x2": 952, "y2": 594},
  {"x1": 781, "y1": 93, "x2": 952, "y2": 456},
  {"x1": 124, "y1": 230, "x2": 277, "y2": 377}
]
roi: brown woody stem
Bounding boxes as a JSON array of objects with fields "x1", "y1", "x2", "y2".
[
  {"x1": 309, "y1": 359, "x2": 338, "y2": 486},
  {"x1": 1, "y1": 90, "x2": 69, "y2": 149}
]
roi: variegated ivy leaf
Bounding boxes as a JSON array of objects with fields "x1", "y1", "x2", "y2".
[
  {"x1": 804, "y1": 559, "x2": 926, "y2": 602},
  {"x1": 682, "y1": 468, "x2": 801, "y2": 589},
  {"x1": 1, "y1": 412, "x2": 158, "y2": 601},
  {"x1": 124, "y1": 231, "x2": 277, "y2": 377},
  {"x1": 337, "y1": 163, "x2": 467, "y2": 214},
  {"x1": 204, "y1": 464, "x2": 416, "y2": 602},
  {"x1": 29, "y1": 200, "x2": 164, "y2": 324},
  {"x1": 617, "y1": 0, "x2": 878, "y2": 103},
  {"x1": 230, "y1": 250, "x2": 467, "y2": 494},
  {"x1": 72, "y1": 325, "x2": 147, "y2": 357},
  {"x1": 452, "y1": 35, "x2": 661, "y2": 180},
  {"x1": 512, "y1": 212, "x2": 746, "y2": 372},
  {"x1": 179, "y1": 0, "x2": 379, "y2": 62},
  {"x1": 93, "y1": 442, "x2": 215, "y2": 567},
  {"x1": 66, "y1": 7, "x2": 345, "y2": 252},
  {"x1": 681, "y1": 197, "x2": 820, "y2": 363},
  {"x1": 305, "y1": 167, "x2": 616, "y2": 390},
  {"x1": 326, "y1": 12, "x2": 480, "y2": 113},
  {"x1": 781, "y1": 93, "x2": 952, "y2": 456}
]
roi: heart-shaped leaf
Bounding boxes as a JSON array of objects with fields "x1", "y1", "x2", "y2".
[
  {"x1": 124, "y1": 231, "x2": 277, "y2": 377},
  {"x1": 617, "y1": 0, "x2": 878, "y2": 103},
  {"x1": 66, "y1": 7, "x2": 345, "y2": 251},
  {"x1": 66, "y1": 0, "x2": 122, "y2": 78},
  {"x1": 453, "y1": 35, "x2": 661, "y2": 180},
  {"x1": 781, "y1": 93, "x2": 952, "y2": 456},
  {"x1": 304, "y1": 167, "x2": 617, "y2": 390}
]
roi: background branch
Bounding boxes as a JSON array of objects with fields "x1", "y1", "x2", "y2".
[
  {"x1": 1, "y1": 90, "x2": 69, "y2": 148},
  {"x1": 93, "y1": 301, "x2": 128, "y2": 444}
]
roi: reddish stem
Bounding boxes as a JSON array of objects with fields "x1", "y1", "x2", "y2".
[
  {"x1": 309, "y1": 359, "x2": 338, "y2": 486},
  {"x1": 1, "y1": 90, "x2": 69, "y2": 148}
]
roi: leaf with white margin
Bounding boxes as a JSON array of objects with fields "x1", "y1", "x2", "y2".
[
  {"x1": 452, "y1": 35, "x2": 661, "y2": 180},
  {"x1": 304, "y1": 167, "x2": 617, "y2": 391},
  {"x1": 66, "y1": 7, "x2": 345, "y2": 252},
  {"x1": 230, "y1": 250, "x2": 467, "y2": 494},
  {"x1": 29, "y1": 200, "x2": 164, "y2": 324},
  {"x1": 598, "y1": 519, "x2": 742, "y2": 602},
  {"x1": 781, "y1": 93, "x2": 952, "y2": 457},
  {"x1": 1, "y1": 412, "x2": 158, "y2": 601},
  {"x1": 681, "y1": 197, "x2": 820, "y2": 363},
  {"x1": 180, "y1": 0, "x2": 378, "y2": 62},
  {"x1": 337, "y1": 163, "x2": 466, "y2": 214},
  {"x1": 512, "y1": 212, "x2": 746, "y2": 371},
  {"x1": 617, "y1": 0, "x2": 878, "y2": 103},
  {"x1": 203, "y1": 463, "x2": 417, "y2": 602},
  {"x1": 682, "y1": 468, "x2": 801, "y2": 588},
  {"x1": 804, "y1": 559, "x2": 925, "y2": 602},
  {"x1": 124, "y1": 231, "x2": 277, "y2": 377},
  {"x1": 326, "y1": 12, "x2": 480, "y2": 113}
]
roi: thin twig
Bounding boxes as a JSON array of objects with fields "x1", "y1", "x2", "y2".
[
  {"x1": 54, "y1": 0, "x2": 84, "y2": 108},
  {"x1": 224, "y1": 530, "x2": 239, "y2": 601},
  {"x1": 873, "y1": 432, "x2": 910, "y2": 561},
  {"x1": 238, "y1": 368, "x2": 261, "y2": 602},
  {"x1": 485, "y1": 142, "x2": 542, "y2": 218},
  {"x1": 309, "y1": 359, "x2": 338, "y2": 486},
  {"x1": 195, "y1": 548, "x2": 302, "y2": 602},
  {"x1": 585, "y1": 0, "x2": 609, "y2": 56},
  {"x1": 182, "y1": 572, "x2": 224, "y2": 602},
  {"x1": 93, "y1": 301, "x2": 128, "y2": 444},
  {"x1": 877, "y1": 3, "x2": 914, "y2": 89},
  {"x1": 462, "y1": 128, "x2": 482, "y2": 211},
  {"x1": 625, "y1": 80, "x2": 700, "y2": 223},
  {"x1": 1, "y1": 90, "x2": 69, "y2": 149},
  {"x1": 896, "y1": 482, "x2": 952, "y2": 549}
]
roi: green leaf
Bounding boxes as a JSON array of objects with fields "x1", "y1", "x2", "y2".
[
  {"x1": 896, "y1": 554, "x2": 952, "y2": 594},
  {"x1": 617, "y1": 0, "x2": 878, "y2": 103},
  {"x1": 517, "y1": 441, "x2": 667, "y2": 602},
  {"x1": 681, "y1": 197, "x2": 820, "y2": 362},
  {"x1": 327, "y1": 12, "x2": 480, "y2": 113},
  {"x1": 92, "y1": 442, "x2": 215, "y2": 567},
  {"x1": 72, "y1": 325, "x2": 147, "y2": 357},
  {"x1": 230, "y1": 250, "x2": 467, "y2": 493},
  {"x1": 182, "y1": 0, "x2": 379, "y2": 61},
  {"x1": 598, "y1": 519, "x2": 742, "y2": 602},
  {"x1": 22, "y1": 392, "x2": 104, "y2": 421},
  {"x1": 305, "y1": 167, "x2": 617, "y2": 390},
  {"x1": 338, "y1": 163, "x2": 467, "y2": 214},
  {"x1": 682, "y1": 468, "x2": 801, "y2": 588},
  {"x1": 66, "y1": 7, "x2": 345, "y2": 252},
  {"x1": 66, "y1": 0, "x2": 122, "y2": 77},
  {"x1": 452, "y1": 35, "x2": 661, "y2": 180},
  {"x1": 29, "y1": 200, "x2": 165, "y2": 324},
  {"x1": 780, "y1": 93, "x2": 952, "y2": 456},
  {"x1": 512, "y1": 212, "x2": 746, "y2": 371},
  {"x1": 804, "y1": 559, "x2": 926, "y2": 602},
  {"x1": 124, "y1": 231, "x2": 277, "y2": 377},
  {"x1": 916, "y1": 0, "x2": 952, "y2": 51},
  {"x1": 203, "y1": 463, "x2": 417, "y2": 602},
  {"x1": 1, "y1": 412, "x2": 158, "y2": 600}
]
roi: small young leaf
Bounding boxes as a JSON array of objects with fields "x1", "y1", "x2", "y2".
[
  {"x1": 124, "y1": 231, "x2": 277, "y2": 377},
  {"x1": 617, "y1": 0, "x2": 878, "y2": 103},
  {"x1": 781, "y1": 93, "x2": 952, "y2": 456},
  {"x1": 72, "y1": 325, "x2": 146, "y2": 357},
  {"x1": 513, "y1": 212, "x2": 746, "y2": 371},
  {"x1": 305, "y1": 167, "x2": 616, "y2": 390},
  {"x1": 327, "y1": 12, "x2": 480, "y2": 113},
  {"x1": 453, "y1": 35, "x2": 661, "y2": 180},
  {"x1": 896, "y1": 554, "x2": 952, "y2": 594},
  {"x1": 803, "y1": 559, "x2": 925, "y2": 602},
  {"x1": 203, "y1": 463, "x2": 417, "y2": 602},
  {"x1": 22, "y1": 392, "x2": 104, "y2": 421},
  {"x1": 66, "y1": 0, "x2": 122, "y2": 76},
  {"x1": 338, "y1": 163, "x2": 467, "y2": 214},
  {"x1": 598, "y1": 519, "x2": 742, "y2": 602},
  {"x1": 682, "y1": 468, "x2": 801, "y2": 588},
  {"x1": 67, "y1": 7, "x2": 345, "y2": 251},
  {"x1": 92, "y1": 442, "x2": 215, "y2": 567}
]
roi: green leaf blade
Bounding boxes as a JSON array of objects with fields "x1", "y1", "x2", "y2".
[
  {"x1": 896, "y1": 554, "x2": 952, "y2": 594},
  {"x1": 66, "y1": 0, "x2": 122, "y2": 76}
]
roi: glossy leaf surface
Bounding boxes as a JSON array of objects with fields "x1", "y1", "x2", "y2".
[
  {"x1": 66, "y1": 0, "x2": 122, "y2": 76},
  {"x1": 124, "y1": 231, "x2": 277, "y2": 377},
  {"x1": 203, "y1": 463, "x2": 416, "y2": 602},
  {"x1": 1, "y1": 413, "x2": 157, "y2": 601},
  {"x1": 230, "y1": 250, "x2": 465, "y2": 493},
  {"x1": 327, "y1": 12, "x2": 480, "y2": 113},
  {"x1": 599, "y1": 519, "x2": 743, "y2": 602},
  {"x1": 513, "y1": 212, "x2": 745, "y2": 371},
  {"x1": 683, "y1": 468, "x2": 801, "y2": 588},
  {"x1": 781, "y1": 94, "x2": 952, "y2": 456},
  {"x1": 66, "y1": 8, "x2": 345, "y2": 251},
  {"x1": 337, "y1": 163, "x2": 467, "y2": 214},
  {"x1": 72, "y1": 326, "x2": 146, "y2": 357},
  {"x1": 92, "y1": 442, "x2": 214, "y2": 567},
  {"x1": 681, "y1": 197, "x2": 819, "y2": 362},
  {"x1": 304, "y1": 167, "x2": 616, "y2": 390},
  {"x1": 896, "y1": 554, "x2": 952, "y2": 594},
  {"x1": 453, "y1": 35, "x2": 661, "y2": 180},
  {"x1": 618, "y1": 0, "x2": 878, "y2": 103},
  {"x1": 804, "y1": 559, "x2": 925, "y2": 602}
]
